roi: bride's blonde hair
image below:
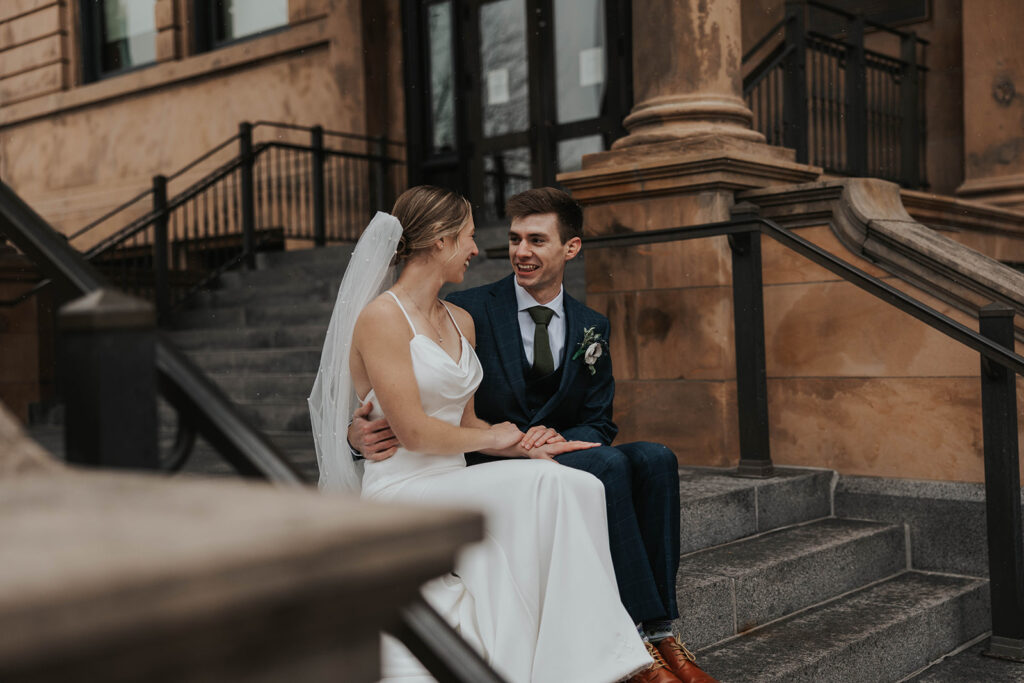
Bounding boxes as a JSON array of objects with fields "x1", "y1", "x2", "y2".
[{"x1": 392, "y1": 186, "x2": 472, "y2": 264}]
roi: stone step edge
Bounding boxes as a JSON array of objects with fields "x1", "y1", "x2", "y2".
[
  {"x1": 694, "y1": 567, "x2": 980, "y2": 656},
  {"x1": 896, "y1": 632, "x2": 991, "y2": 682},
  {"x1": 678, "y1": 514, "x2": 839, "y2": 560}
]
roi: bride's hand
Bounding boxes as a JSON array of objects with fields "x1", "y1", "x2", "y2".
[
  {"x1": 528, "y1": 440, "x2": 601, "y2": 461},
  {"x1": 487, "y1": 422, "x2": 525, "y2": 450}
]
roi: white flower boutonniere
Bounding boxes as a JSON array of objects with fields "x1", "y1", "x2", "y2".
[{"x1": 571, "y1": 326, "x2": 609, "y2": 375}]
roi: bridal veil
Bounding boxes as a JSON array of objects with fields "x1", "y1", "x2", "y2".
[{"x1": 308, "y1": 211, "x2": 403, "y2": 493}]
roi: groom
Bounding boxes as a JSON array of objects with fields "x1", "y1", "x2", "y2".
[{"x1": 352, "y1": 188, "x2": 716, "y2": 683}]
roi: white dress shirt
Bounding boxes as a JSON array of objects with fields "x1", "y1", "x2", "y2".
[{"x1": 514, "y1": 280, "x2": 566, "y2": 370}]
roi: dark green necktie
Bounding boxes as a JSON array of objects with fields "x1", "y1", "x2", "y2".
[{"x1": 528, "y1": 306, "x2": 555, "y2": 376}]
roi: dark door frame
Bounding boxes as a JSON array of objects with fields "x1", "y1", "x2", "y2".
[{"x1": 402, "y1": 0, "x2": 633, "y2": 216}]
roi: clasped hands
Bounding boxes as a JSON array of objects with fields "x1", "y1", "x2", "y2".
[{"x1": 350, "y1": 401, "x2": 599, "y2": 462}]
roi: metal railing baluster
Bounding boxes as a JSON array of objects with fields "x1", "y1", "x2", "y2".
[{"x1": 978, "y1": 304, "x2": 1024, "y2": 660}]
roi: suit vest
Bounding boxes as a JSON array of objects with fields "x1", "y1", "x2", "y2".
[{"x1": 523, "y1": 356, "x2": 563, "y2": 415}]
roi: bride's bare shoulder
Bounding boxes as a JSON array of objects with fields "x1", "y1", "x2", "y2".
[{"x1": 354, "y1": 293, "x2": 409, "y2": 338}]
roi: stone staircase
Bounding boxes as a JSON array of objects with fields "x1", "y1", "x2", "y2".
[
  {"x1": 164, "y1": 244, "x2": 533, "y2": 480},
  {"x1": 673, "y1": 468, "x2": 990, "y2": 682}
]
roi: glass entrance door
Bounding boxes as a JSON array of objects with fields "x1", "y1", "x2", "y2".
[{"x1": 402, "y1": 0, "x2": 632, "y2": 224}]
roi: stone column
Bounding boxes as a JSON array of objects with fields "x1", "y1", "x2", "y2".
[
  {"x1": 956, "y1": 0, "x2": 1024, "y2": 211},
  {"x1": 614, "y1": 0, "x2": 764, "y2": 148},
  {"x1": 558, "y1": 0, "x2": 819, "y2": 472}
]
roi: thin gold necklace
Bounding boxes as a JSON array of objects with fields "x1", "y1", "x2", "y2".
[{"x1": 396, "y1": 286, "x2": 448, "y2": 344}]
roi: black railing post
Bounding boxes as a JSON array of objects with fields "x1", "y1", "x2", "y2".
[
  {"x1": 152, "y1": 174, "x2": 170, "y2": 318},
  {"x1": 782, "y1": 0, "x2": 808, "y2": 162},
  {"x1": 391, "y1": 597, "x2": 509, "y2": 682},
  {"x1": 372, "y1": 136, "x2": 390, "y2": 210},
  {"x1": 239, "y1": 122, "x2": 256, "y2": 269},
  {"x1": 58, "y1": 288, "x2": 159, "y2": 470},
  {"x1": 978, "y1": 303, "x2": 1024, "y2": 661},
  {"x1": 899, "y1": 33, "x2": 921, "y2": 188},
  {"x1": 845, "y1": 14, "x2": 868, "y2": 177},
  {"x1": 729, "y1": 203, "x2": 774, "y2": 478},
  {"x1": 311, "y1": 125, "x2": 326, "y2": 247}
]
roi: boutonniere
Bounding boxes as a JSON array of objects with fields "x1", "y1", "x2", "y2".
[{"x1": 571, "y1": 326, "x2": 608, "y2": 375}]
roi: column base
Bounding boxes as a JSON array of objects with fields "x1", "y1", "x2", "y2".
[
  {"x1": 614, "y1": 95, "x2": 766, "y2": 149},
  {"x1": 957, "y1": 173, "x2": 1024, "y2": 213}
]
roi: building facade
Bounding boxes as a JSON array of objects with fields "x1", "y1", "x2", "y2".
[{"x1": 2, "y1": 0, "x2": 1024, "y2": 484}]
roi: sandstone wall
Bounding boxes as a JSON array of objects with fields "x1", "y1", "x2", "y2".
[
  {"x1": 583, "y1": 189, "x2": 1024, "y2": 484},
  {"x1": 0, "y1": 0, "x2": 404, "y2": 237}
]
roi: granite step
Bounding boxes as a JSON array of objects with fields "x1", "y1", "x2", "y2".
[
  {"x1": 175, "y1": 432, "x2": 317, "y2": 482},
  {"x1": 905, "y1": 640, "x2": 1024, "y2": 681},
  {"x1": 244, "y1": 301, "x2": 335, "y2": 326},
  {"x1": 190, "y1": 280, "x2": 338, "y2": 308},
  {"x1": 697, "y1": 571, "x2": 989, "y2": 683},
  {"x1": 677, "y1": 466, "x2": 835, "y2": 555},
  {"x1": 203, "y1": 372, "x2": 316, "y2": 403},
  {"x1": 158, "y1": 399, "x2": 310, "y2": 433},
  {"x1": 166, "y1": 325, "x2": 328, "y2": 351},
  {"x1": 677, "y1": 517, "x2": 906, "y2": 649},
  {"x1": 216, "y1": 260, "x2": 348, "y2": 288},
  {"x1": 254, "y1": 243, "x2": 356, "y2": 269},
  {"x1": 186, "y1": 347, "x2": 322, "y2": 374}
]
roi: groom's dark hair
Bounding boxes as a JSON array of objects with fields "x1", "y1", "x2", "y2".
[{"x1": 505, "y1": 188, "x2": 583, "y2": 244}]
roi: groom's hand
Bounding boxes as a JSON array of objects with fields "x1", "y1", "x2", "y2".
[
  {"x1": 350, "y1": 401, "x2": 401, "y2": 461},
  {"x1": 520, "y1": 425, "x2": 566, "y2": 450}
]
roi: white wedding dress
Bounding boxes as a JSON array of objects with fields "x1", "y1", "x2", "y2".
[{"x1": 360, "y1": 292, "x2": 651, "y2": 683}]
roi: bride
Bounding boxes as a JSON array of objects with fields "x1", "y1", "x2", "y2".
[{"x1": 309, "y1": 186, "x2": 654, "y2": 682}]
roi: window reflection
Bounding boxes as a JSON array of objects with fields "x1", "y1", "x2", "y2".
[
  {"x1": 212, "y1": 0, "x2": 289, "y2": 44},
  {"x1": 428, "y1": 2, "x2": 456, "y2": 153},
  {"x1": 479, "y1": 0, "x2": 529, "y2": 138},
  {"x1": 554, "y1": 0, "x2": 606, "y2": 124},
  {"x1": 94, "y1": 0, "x2": 157, "y2": 76},
  {"x1": 557, "y1": 135, "x2": 604, "y2": 174},
  {"x1": 483, "y1": 148, "x2": 531, "y2": 222}
]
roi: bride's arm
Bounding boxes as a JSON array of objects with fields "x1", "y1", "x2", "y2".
[{"x1": 353, "y1": 298, "x2": 521, "y2": 455}]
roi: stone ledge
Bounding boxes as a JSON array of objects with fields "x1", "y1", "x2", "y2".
[
  {"x1": 558, "y1": 138, "x2": 820, "y2": 204},
  {"x1": 0, "y1": 470, "x2": 481, "y2": 681},
  {"x1": 740, "y1": 178, "x2": 1024, "y2": 330},
  {"x1": 0, "y1": 18, "x2": 329, "y2": 129}
]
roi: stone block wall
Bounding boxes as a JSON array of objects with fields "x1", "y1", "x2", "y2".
[
  {"x1": 578, "y1": 181, "x2": 1024, "y2": 484},
  {"x1": 0, "y1": 1, "x2": 69, "y2": 107}
]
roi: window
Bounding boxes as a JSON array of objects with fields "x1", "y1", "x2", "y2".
[
  {"x1": 80, "y1": 0, "x2": 158, "y2": 82},
  {"x1": 194, "y1": 0, "x2": 290, "y2": 52}
]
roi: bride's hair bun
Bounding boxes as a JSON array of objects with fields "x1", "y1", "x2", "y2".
[
  {"x1": 394, "y1": 234, "x2": 410, "y2": 264},
  {"x1": 391, "y1": 186, "x2": 471, "y2": 263}
]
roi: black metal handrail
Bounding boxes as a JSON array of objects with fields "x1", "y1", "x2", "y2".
[
  {"x1": 55, "y1": 121, "x2": 407, "y2": 318},
  {"x1": 0, "y1": 179, "x2": 304, "y2": 483},
  {"x1": 743, "y1": 0, "x2": 929, "y2": 188},
  {"x1": 584, "y1": 206, "x2": 1024, "y2": 657}
]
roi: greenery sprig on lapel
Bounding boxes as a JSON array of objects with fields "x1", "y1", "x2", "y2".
[{"x1": 571, "y1": 326, "x2": 609, "y2": 376}]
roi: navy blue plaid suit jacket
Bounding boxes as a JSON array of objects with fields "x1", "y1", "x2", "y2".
[
  {"x1": 448, "y1": 275, "x2": 680, "y2": 624},
  {"x1": 447, "y1": 274, "x2": 617, "y2": 445}
]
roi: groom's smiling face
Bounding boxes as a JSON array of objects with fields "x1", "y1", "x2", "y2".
[{"x1": 508, "y1": 213, "x2": 581, "y2": 304}]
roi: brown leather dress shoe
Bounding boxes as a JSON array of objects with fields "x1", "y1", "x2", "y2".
[
  {"x1": 626, "y1": 641, "x2": 682, "y2": 682},
  {"x1": 654, "y1": 637, "x2": 719, "y2": 683}
]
